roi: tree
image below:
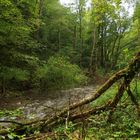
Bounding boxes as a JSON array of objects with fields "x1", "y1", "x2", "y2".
[
  {"x1": 88, "y1": 0, "x2": 134, "y2": 74},
  {"x1": 0, "y1": 0, "x2": 39, "y2": 94}
]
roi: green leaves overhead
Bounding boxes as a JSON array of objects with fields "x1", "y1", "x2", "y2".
[{"x1": 0, "y1": 0, "x2": 139, "y2": 93}]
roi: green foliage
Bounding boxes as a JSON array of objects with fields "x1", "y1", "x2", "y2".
[
  {"x1": 6, "y1": 132, "x2": 25, "y2": 140},
  {"x1": 50, "y1": 104, "x2": 140, "y2": 139},
  {"x1": 36, "y1": 56, "x2": 87, "y2": 90},
  {"x1": 0, "y1": 109, "x2": 23, "y2": 118},
  {"x1": 0, "y1": 67, "x2": 29, "y2": 81},
  {"x1": 85, "y1": 108, "x2": 140, "y2": 139},
  {"x1": 0, "y1": 128, "x2": 26, "y2": 140},
  {"x1": 0, "y1": 0, "x2": 40, "y2": 92},
  {"x1": 0, "y1": 0, "x2": 139, "y2": 94},
  {"x1": 0, "y1": 0, "x2": 30, "y2": 46},
  {"x1": 91, "y1": 84, "x2": 117, "y2": 107},
  {"x1": 91, "y1": 79, "x2": 140, "y2": 108},
  {"x1": 130, "y1": 79, "x2": 140, "y2": 98},
  {"x1": 50, "y1": 81, "x2": 140, "y2": 139},
  {"x1": 0, "y1": 0, "x2": 140, "y2": 138}
]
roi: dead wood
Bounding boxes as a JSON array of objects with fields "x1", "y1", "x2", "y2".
[
  {"x1": 127, "y1": 86, "x2": 140, "y2": 117},
  {"x1": 0, "y1": 51, "x2": 140, "y2": 136},
  {"x1": 107, "y1": 77, "x2": 133, "y2": 122},
  {"x1": 0, "y1": 120, "x2": 24, "y2": 126},
  {"x1": 36, "y1": 50, "x2": 140, "y2": 127}
]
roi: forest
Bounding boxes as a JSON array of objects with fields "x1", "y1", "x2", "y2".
[{"x1": 0, "y1": 0, "x2": 140, "y2": 139}]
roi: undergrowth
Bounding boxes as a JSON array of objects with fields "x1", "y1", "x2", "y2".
[
  {"x1": 50, "y1": 104, "x2": 140, "y2": 139},
  {"x1": 0, "y1": 79, "x2": 140, "y2": 139},
  {"x1": 48, "y1": 79, "x2": 140, "y2": 139}
]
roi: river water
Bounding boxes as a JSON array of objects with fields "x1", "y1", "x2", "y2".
[{"x1": 0, "y1": 85, "x2": 98, "y2": 128}]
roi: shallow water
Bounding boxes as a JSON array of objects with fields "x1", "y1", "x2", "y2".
[{"x1": 0, "y1": 85, "x2": 98, "y2": 128}]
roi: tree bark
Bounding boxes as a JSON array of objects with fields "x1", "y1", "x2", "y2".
[
  {"x1": 127, "y1": 86, "x2": 140, "y2": 117},
  {"x1": 89, "y1": 26, "x2": 97, "y2": 75}
]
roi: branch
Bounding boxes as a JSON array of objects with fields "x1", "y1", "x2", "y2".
[{"x1": 0, "y1": 120, "x2": 24, "y2": 126}]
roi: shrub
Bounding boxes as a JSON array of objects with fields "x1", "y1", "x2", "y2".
[
  {"x1": 0, "y1": 67, "x2": 29, "y2": 93},
  {"x1": 36, "y1": 56, "x2": 87, "y2": 90},
  {"x1": 0, "y1": 67, "x2": 29, "y2": 81}
]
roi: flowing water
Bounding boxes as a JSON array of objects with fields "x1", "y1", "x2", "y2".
[{"x1": 0, "y1": 85, "x2": 99, "y2": 128}]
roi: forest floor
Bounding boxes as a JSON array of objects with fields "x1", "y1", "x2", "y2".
[{"x1": 0, "y1": 79, "x2": 140, "y2": 139}]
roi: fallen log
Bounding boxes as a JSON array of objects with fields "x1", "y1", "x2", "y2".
[
  {"x1": 0, "y1": 120, "x2": 24, "y2": 126},
  {"x1": 33, "y1": 50, "x2": 140, "y2": 127},
  {"x1": 107, "y1": 76, "x2": 134, "y2": 122},
  {"x1": 0, "y1": 51, "x2": 140, "y2": 136}
]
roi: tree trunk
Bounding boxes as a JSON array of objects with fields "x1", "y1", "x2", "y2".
[
  {"x1": 1, "y1": 77, "x2": 6, "y2": 96},
  {"x1": 89, "y1": 26, "x2": 97, "y2": 75},
  {"x1": 58, "y1": 25, "x2": 61, "y2": 50},
  {"x1": 73, "y1": 25, "x2": 77, "y2": 49}
]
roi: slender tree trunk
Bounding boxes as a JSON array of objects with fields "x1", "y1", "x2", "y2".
[
  {"x1": 89, "y1": 26, "x2": 97, "y2": 75},
  {"x1": 58, "y1": 25, "x2": 61, "y2": 50},
  {"x1": 112, "y1": 35, "x2": 122, "y2": 68},
  {"x1": 34, "y1": 0, "x2": 44, "y2": 40},
  {"x1": 100, "y1": 25, "x2": 104, "y2": 68},
  {"x1": 111, "y1": 19, "x2": 125, "y2": 69},
  {"x1": 79, "y1": 5, "x2": 83, "y2": 67},
  {"x1": 1, "y1": 77, "x2": 6, "y2": 96},
  {"x1": 73, "y1": 25, "x2": 77, "y2": 49},
  {"x1": 78, "y1": 0, "x2": 85, "y2": 67}
]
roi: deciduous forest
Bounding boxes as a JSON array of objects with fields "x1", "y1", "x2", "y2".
[{"x1": 0, "y1": 0, "x2": 140, "y2": 139}]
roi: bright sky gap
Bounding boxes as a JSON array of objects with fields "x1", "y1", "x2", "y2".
[{"x1": 60, "y1": 0, "x2": 134, "y2": 16}]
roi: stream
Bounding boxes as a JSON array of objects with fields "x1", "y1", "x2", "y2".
[{"x1": 0, "y1": 85, "x2": 98, "y2": 128}]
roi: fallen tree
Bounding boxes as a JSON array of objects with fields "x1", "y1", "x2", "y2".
[
  {"x1": 38, "y1": 50, "x2": 140, "y2": 127},
  {"x1": 0, "y1": 51, "x2": 140, "y2": 136}
]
